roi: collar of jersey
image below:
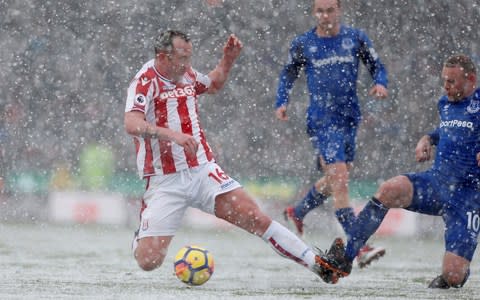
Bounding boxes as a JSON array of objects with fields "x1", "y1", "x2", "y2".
[{"x1": 153, "y1": 65, "x2": 175, "y2": 83}]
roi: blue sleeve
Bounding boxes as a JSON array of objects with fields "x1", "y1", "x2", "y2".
[
  {"x1": 427, "y1": 100, "x2": 443, "y2": 145},
  {"x1": 428, "y1": 128, "x2": 440, "y2": 146},
  {"x1": 275, "y1": 37, "x2": 305, "y2": 108},
  {"x1": 357, "y1": 30, "x2": 388, "y2": 88}
]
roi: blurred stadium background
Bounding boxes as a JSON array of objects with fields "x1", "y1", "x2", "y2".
[{"x1": 0, "y1": 1, "x2": 479, "y2": 237}]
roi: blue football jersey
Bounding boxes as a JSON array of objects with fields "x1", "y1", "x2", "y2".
[
  {"x1": 276, "y1": 25, "x2": 388, "y2": 126},
  {"x1": 428, "y1": 88, "x2": 480, "y2": 188}
]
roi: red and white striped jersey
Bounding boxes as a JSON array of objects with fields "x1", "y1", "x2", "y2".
[{"x1": 125, "y1": 59, "x2": 215, "y2": 178}]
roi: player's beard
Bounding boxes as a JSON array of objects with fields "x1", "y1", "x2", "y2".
[
  {"x1": 170, "y1": 68, "x2": 187, "y2": 83},
  {"x1": 447, "y1": 90, "x2": 465, "y2": 102}
]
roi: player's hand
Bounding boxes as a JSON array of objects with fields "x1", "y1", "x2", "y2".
[
  {"x1": 476, "y1": 152, "x2": 480, "y2": 167},
  {"x1": 369, "y1": 84, "x2": 388, "y2": 99},
  {"x1": 223, "y1": 34, "x2": 243, "y2": 62},
  {"x1": 415, "y1": 135, "x2": 433, "y2": 162},
  {"x1": 275, "y1": 106, "x2": 288, "y2": 121},
  {"x1": 172, "y1": 132, "x2": 199, "y2": 155}
]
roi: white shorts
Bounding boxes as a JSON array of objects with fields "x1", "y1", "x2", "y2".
[{"x1": 137, "y1": 162, "x2": 241, "y2": 238}]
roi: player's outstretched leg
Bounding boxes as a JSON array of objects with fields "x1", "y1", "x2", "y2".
[
  {"x1": 343, "y1": 197, "x2": 389, "y2": 268},
  {"x1": 217, "y1": 188, "x2": 340, "y2": 283},
  {"x1": 312, "y1": 237, "x2": 352, "y2": 284}
]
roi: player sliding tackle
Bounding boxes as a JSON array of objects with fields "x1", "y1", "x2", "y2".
[
  {"x1": 124, "y1": 29, "x2": 338, "y2": 282},
  {"x1": 316, "y1": 54, "x2": 480, "y2": 288}
]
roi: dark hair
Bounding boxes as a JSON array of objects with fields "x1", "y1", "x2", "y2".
[
  {"x1": 154, "y1": 30, "x2": 190, "y2": 54},
  {"x1": 444, "y1": 54, "x2": 477, "y2": 75}
]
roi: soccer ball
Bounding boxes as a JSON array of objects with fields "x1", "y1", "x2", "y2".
[{"x1": 174, "y1": 245, "x2": 214, "y2": 286}]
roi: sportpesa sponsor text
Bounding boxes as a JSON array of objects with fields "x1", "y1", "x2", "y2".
[
  {"x1": 310, "y1": 48, "x2": 378, "y2": 68},
  {"x1": 439, "y1": 120, "x2": 474, "y2": 129}
]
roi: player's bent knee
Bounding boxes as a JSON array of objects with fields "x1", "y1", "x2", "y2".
[
  {"x1": 138, "y1": 262, "x2": 160, "y2": 271},
  {"x1": 443, "y1": 271, "x2": 469, "y2": 288},
  {"x1": 443, "y1": 251, "x2": 471, "y2": 287},
  {"x1": 376, "y1": 177, "x2": 412, "y2": 208},
  {"x1": 136, "y1": 254, "x2": 165, "y2": 271},
  {"x1": 375, "y1": 185, "x2": 393, "y2": 205},
  {"x1": 134, "y1": 245, "x2": 167, "y2": 271}
]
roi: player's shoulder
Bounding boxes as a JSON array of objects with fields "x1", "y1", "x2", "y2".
[
  {"x1": 338, "y1": 24, "x2": 356, "y2": 34},
  {"x1": 134, "y1": 59, "x2": 157, "y2": 81},
  {"x1": 340, "y1": 25, "x2": 372, "y2": 42},
  {"x1": 291, "y1": 28, "x2": 316, "y2": 45},
  {"x1": 184, "y1": 67, "x2": 200, "y2": 83},
  {"x1": 436, "y1": 95, "x2": 450, "y2": 112},
  {"x1": 438, "y1": 95, "x2": 449, "y2": 105}
]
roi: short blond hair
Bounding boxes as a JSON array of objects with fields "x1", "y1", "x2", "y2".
[
  {"x1": 444, "y1": 54, "x2": 476, "y2": 76},
  {"x1": 154, "y1": 30, "x2": 190, "y2": 54}
]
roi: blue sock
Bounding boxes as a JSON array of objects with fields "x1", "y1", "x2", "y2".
[
  {"x1": 293, "y1": 186, "x2": 328, "y2": 219},
  {"x1": 335, "y1": 207, "x2": 356, "y2": 236},
  {"x1": 345, "y1": 197, "x2": 389, "y2": 262}
]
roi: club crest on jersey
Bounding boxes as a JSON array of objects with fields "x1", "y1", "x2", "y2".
[
  {"x1": 134, "y1": 94, "x2": 147, "y2": 106},
  {"x1": 341, "y1": 38, "x2": 354, "y2": 50},
  {"x1": 467, "y1": 100, "x2": 480, "y2": 114}
]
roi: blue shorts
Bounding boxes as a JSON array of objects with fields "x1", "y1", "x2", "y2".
[
  {"x1": 405, "y1": 171, "x2": 480, "y2": 261},
  {"x1": 307, "y1": 122, "x2": 358, "y2": 165}
]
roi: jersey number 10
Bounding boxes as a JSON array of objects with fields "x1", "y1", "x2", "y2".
[{"x1": 466, "y1": 211, "x2": 480, "y2": 232}]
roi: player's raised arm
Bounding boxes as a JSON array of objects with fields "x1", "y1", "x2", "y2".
[{"x1": 207, "y1": 34, "x2": 243, "y2": 94}]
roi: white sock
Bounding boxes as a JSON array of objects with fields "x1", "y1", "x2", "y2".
[{"x1": 261, "y1": 220, "x2": 316, "y2": 269}]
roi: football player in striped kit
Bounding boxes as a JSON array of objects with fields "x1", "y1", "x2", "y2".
[{"x1": 125, "y1": 29, "x2": 337, "y2": 282}]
